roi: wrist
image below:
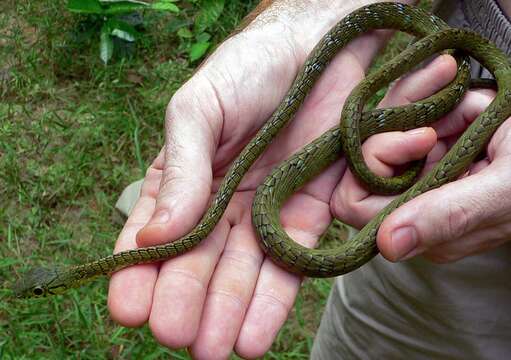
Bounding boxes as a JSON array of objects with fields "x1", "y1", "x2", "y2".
[{"x1": 236, "y1": 0, "x2": 419, "y2": 69}]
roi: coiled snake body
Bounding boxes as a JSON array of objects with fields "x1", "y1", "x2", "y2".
[{"x1": 14, "y1": 2, "x2": 511, "y2": 298}]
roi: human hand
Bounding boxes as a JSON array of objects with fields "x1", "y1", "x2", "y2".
[
  {"x1": 107, "y1": 1, "x2": 429, "y2": 358},
  {"x1": 332, "y1": 56, "x2": 511, "y2": 264}
]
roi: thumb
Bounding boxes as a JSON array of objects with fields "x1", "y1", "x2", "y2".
[
  {"x1": 377, "y1": 170, "x2": 500, "y2": 262},
  {"x1": 136, "y1": 83, "x2": 221, "y2": 247}
]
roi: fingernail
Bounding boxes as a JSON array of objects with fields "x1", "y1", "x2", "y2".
[
  {"x1": 151, "y1": 210, "x2": 170, "y2": 224},
  {"x1": 408, "y1": 127, "x2": 427, "y2": 136},
  {"x1": 391, "y1": 226, "x2": 418, "y2": 260}
]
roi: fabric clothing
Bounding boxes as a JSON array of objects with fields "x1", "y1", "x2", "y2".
[
  {"x1": 434, "y1": 0, "x2": 511, "y2": 78},
  {"x1": 311, "y1": 1, "x2": 511, "y2": 359}
]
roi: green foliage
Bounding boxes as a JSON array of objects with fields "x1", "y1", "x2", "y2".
[
  {"x1": 67, "y1": 0, "x2": 179, "y2": 64},
  {"x1": 68, "y1": 0, "x2": 180, "y2": 15},
  {"x1": 64, "y1": 0, "x2": 248, "y2": 64},
  {"x1": 68, "y1": 0, "x2": 104, "y2": 13},
  {"x1": 1, "y1": 0, "x2": 433, "y2": 357},
  {"x1": 99, "y1": 22, "x2": 114, "y2": 63},
  {"x1": 2, "y1": 0, "x2": 319, "y2": 358},
  {"x1": 188, "y1": 0, "x2": 224, "y2": 60},
  {"x1": 189, "y1": 32, "x2": 211, "y2": 61},
  {"x1": 165, "y1": 0, "x2": 232, "y2": 62}
]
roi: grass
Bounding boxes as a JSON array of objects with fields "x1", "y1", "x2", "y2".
[
  {"x1": 1, "y1": 0, "x2": 430, "y2": 358},
  {"x1": 0, "y1": 0, "x2": 330, "y2": 358}
]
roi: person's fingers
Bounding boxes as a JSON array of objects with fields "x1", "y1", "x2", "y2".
[
  {"x1": 235, "y1": 193, "x2": 329, "y2": 358},
  {"x1": 330, "y1": 54, "x2": 459, "y2": 228},
  {"x1": 189, "y1": 197, "x2": 264, "y2": 359},
  {"x1": 108, "y1": 152, "x2": 165, "y2": 327},
  {"x1": 377, "y1": 157, "x2": 511, "y2": 262},
  {"x1": 235, "y1": 258, "x2": 301, "y2": 359},
  {"x1": 146, "y1": 193, "x2": 253, "y2": 351},
  {"x1": 378, "y1": 54, "x2": 458, "y2": 108},
  {"x1": 420, "y1": 226, "x2": 509, "y2": 263},
  {"x1": 136, "y1": 77, "x2": 222, "y2": 247},
  {"x1": 331, "y1": 128, "x2": 436, "y2": 228},
  {"x1": 433, "y1": 89, "x2": 496, "y2": 138},
  {"x1": 362, "y1": 127, "x2": 437, "y2": 175},
  {"x1": 376, "y1": 97, "x2": 511, "y2": 263},
  {"x1": 147, "y1": 214, "x2": 231, "y2": 349},
  {"x1": 487, "y1": 116, "x2": 511, "y2": 159}
]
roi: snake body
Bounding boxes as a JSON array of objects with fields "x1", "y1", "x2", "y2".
[{"x1": 13, "y1": 2, "x2": 511, "y2": 298}]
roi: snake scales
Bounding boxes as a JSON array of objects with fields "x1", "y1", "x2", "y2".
[{"x1": 14, "y1": 2, "x2": 511, "y2": 298}]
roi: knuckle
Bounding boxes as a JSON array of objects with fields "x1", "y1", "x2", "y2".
[
  {"x1": 161, "y1": 163, "x2": 209, "y2": 194},
  {"x1": 166, "y1": 76, "x2": 223, "y2": 140},
  {"x1": 166, "y1": 85, "x2": 192, "y2": 122},
  {"x1": 145, "y1": 165, "x2": 160, "y2": 178},
  {"x1": 330, "y1": 191, "x2": 349, "y2": 220},
  {"x1": 208, "y1": 288, "x2": 247, "y2": 310},
  {"x1": 221, "y1": 249, "x2": 260, "y2": 271},
  {"x1": 162, "y1": 162, "x2": 187, "y2": 184},
  {"x1": 444, "y1": 201, "x2": 472, "y2": 241},
  {"x1": 158, "y1": 171, "x2": 189, "y2": 200},
  {"x1": 330, "y1": 192, "x2": 364, "y2": 229},
  {"x1": 253, "y1": 291, "x2": 292, "y2": 314},
  {"x1": 164, "y1": 268, "x2": 207, "y2": 291}
]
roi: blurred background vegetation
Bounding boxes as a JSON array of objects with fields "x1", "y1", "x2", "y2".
[
  {"x1": 0, "y1": 0, "x2": 430, "y2": 358},
  {"x1": 0, "y1": 0, "x2": 331, "y2": 358}
]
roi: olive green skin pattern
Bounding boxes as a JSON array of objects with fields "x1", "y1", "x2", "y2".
[{"x1": 14, "y1": 2, "x2": 511, "y2": 298}]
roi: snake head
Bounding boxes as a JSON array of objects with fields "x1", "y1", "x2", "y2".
[{"x1": 13, "y1": 267, "x2": 68, "y2": 299}]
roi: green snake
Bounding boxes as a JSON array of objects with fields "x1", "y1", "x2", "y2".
[{"x1": 13, "y1": 2, "x2": 511, "y2": 298}]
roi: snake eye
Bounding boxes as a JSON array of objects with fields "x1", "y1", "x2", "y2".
[{"x1": 33, "y1": 287, "x2": 44, "y2": 296}]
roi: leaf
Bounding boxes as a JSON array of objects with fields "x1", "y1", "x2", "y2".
[
  {"x1": 106, "y1": 18, "x2": 138, "y2": 41},
  {"x1": 151, "y1": 1, "x2": 179, "y2": 12},
  {"x1": 101, "y1": 1, "x2": 149, "y2": 14},
  {"x1": 167, "y1": 17, "x2": 192, "y2": 33},
  {"x1": 189, "y1": 41, "x2": 210, "y2": 62},
  {"x1": 195, "y1": 32, "x2": 210, "y2": 43},
  {"x1": 194, "y1": 0, "x2": 224, "y2": 34},
  {"x1": 111, "y1": 28, "x2": 135, "y2": 41},
  {"x1": 99, "y1": 0, "x2": 148, "y2": 5},
  {"x1": 177, "y1": 27, "x2": 193, "y2": 38},
  {"x1": 100, "y1": 23, "x2": 114, "y2": 64},
  {"x1": 67, "y1": 0, "x2": 104, "y2": 14}
]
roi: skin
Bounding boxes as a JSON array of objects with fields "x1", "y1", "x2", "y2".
[{"x1": 108, "y1": 0, "x2": 511, "y2": 358}]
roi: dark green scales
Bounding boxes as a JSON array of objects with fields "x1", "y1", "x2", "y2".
[{"x1": 14, "y1": 2, "x2": 511, "y2": 298}]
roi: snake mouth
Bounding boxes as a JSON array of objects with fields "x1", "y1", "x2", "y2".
[{"x1": 12, "y1": 267, "x2": 61, "y2": 298}]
